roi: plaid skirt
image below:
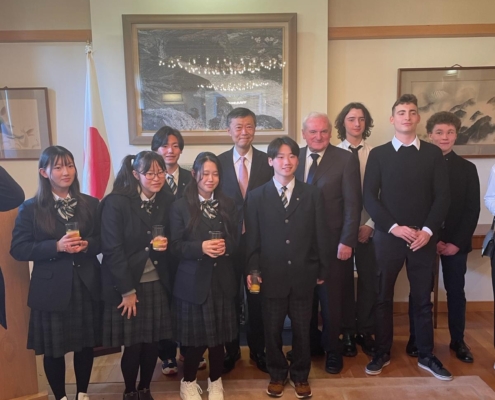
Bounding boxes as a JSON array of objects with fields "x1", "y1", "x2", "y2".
[
  {"x1": 102, "y1": 280, "x2": 172, "y2": 347},
  {"x1": 173, "y1": 276, "x2": 237, "y2": 348},
  {"x1": 27, "y1": 269, "x2": 101, "y2": 358}
]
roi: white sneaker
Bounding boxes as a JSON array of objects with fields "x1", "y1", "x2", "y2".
[
  {"x1": 77, "y1": 395, "x2": 89, "y2": 400},
  {"x1": 180, "y1": 379, "x2": 203, "y2": 400},
  {"x1": 207, "y1": 377, "x2": 224, "y2": 400}
]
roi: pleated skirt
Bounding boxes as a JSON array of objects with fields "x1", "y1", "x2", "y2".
[
  {"x1": 27, "y1": 269, "x2": 101, "y2": 358},
  {"x1": 173, "y1": 276, "x2": 237, "y2": 348},
  {"x1": 102, "y1": 280, "x2": 172, "y2": 347}
]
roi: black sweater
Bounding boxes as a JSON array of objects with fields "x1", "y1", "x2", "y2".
[{"x1": 363, "y1": 140, "x2": 450, "y2": 234}]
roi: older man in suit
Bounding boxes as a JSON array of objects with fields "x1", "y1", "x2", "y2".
[
  {"x1": 294, "y1": 112, "x2": 362, "y2": 374},
  {"x1": 218, "y1": 107, "x2": 273, "y2": 373}
]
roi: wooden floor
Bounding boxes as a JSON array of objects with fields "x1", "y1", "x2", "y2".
[{"x1": 38, "y1": 311, "x2": 495, "y2": 393}]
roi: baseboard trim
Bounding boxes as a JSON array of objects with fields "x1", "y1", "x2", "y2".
[{"x1": 393, "y1": 301, "x2": 493, "y2": 313}]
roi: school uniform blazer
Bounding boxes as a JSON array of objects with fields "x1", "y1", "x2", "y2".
[
  {"x1": 99, "y1": 190, "x2": 175, "y2": 305},
  {"x1": 10, "y1": 195, "x2": 101, "y2": 312},
  {"x1": 162, "y1": 166, "x2": 192, "y2": 199},
  {"x1": 245, "y1": 179, "x2": 330, "y2": 299},
  {"x1": 170, "y1": 196, "x2": 238, "y2": 305},
  {"x1": 440, "y1": 151, "x2": 480, "y2": 253},
  {"x1": 218, "y1": 146, "x2": 273, "y2": 237},
  {"x1": 295, "y1": 145, "x2": 362, "y2": 249}
]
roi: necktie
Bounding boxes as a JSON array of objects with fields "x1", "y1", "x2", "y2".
[
  {"x1": 54, "y1": 197, "x2": 77, "y2": 220},
  {"x1": 350, "y1": 145, "x2": 363, "y2": 167},
  {"x1": 141, "y1": 198, "x2": 155, "y2": 215},
  {"x1": 306, "y1": 153, "x2": 320, "y2": 184},
  {"x1": 201, "y1": 199, "x2": 219, "y2": 219},
  {"x1": 238, "y1": 156, "x2": 249, "y2": 198},
  {"x1": 280, "y1": 186, "x2": 288, "y2": 209},
  {"x1": 167, "y1": 175, "x2": 177, "y2": 195}
]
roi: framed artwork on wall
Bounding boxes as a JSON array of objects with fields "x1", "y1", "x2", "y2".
[
  {"x1": 123, "y1": 13, "x2": 297, "y2": 145},
  {"x1": 398, "y1": 66, "x2": 495, "y2": 158},
  {"x1": 0, "y1": 87, "x2": 52, "y2": 160}
]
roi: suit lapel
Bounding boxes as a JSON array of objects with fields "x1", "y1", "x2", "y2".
[
  {"x1": 248, "y1": 148, "x2": 264, "y2": 192},
  {"x1": 151, "y1": 191, "x2": 167, "y2": 223},
  {"x1": 131, "y1": 196, "x2": 152, "y2": 228},
  {"x1": 223, "y1": 148, "x2": 243, "y2": 200},
  {"x1": 312, "y1": 146, "x2": 333, "y2": 184},
  {"x1": 295, "y1": 147, "x2": 307, "y2": 182},
  {"x1": 285, "y1": 181, "x2": 303, "y2": 217},
  {"x1": 267, "y1": 180, "x2": 287, "y2": 214},
  {"x1": 177, "y1": 167, "x2": 191, "y2": 197}
]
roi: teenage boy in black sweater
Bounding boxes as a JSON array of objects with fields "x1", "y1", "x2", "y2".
[{"x1": 363, "y1": 94, "x2": 451, "y2": 380}]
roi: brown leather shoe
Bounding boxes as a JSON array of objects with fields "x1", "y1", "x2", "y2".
[
  {"x1": 266, "y1": 380, "x2": 286, "y2": 397},
  {"x1": 294, "y1": 382, "x2": 312, "y2": 399}
]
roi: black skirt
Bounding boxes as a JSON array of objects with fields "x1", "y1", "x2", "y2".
[
  {"x1": 102, "y1": 280, "x2": 172, "y2": 347},
  {"x1": 27, "y1": 268, "x2": 101, "y2": 358},
  {"x1": 173, "y1": 274, "x2": 237, "y2": 348}
]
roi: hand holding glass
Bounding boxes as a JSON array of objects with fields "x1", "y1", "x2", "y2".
[
  {"x1": 249, "y1": 270, "x2": 261, "y2": 294},
  {"x1": 152, "y1": 225, "x2": 167, "y2": 251},
  {"x1": 65, "y1": 222, "x2": 80, "y2": 238}
]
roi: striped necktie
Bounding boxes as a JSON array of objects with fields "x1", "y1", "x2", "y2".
[
  {"x1": 167, "y1": 175, "x2": 177, "y2": 195},
  {"x1": 54, "y1": 197, "x2": 77, "y2": 220},
  {"x1": 280, "y1": 186, "x2": 288, "y2": 208}
]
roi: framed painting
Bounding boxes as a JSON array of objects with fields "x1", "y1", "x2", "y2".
[
  {"x1": 398, "y1": 66, "x2": 495, "y2": 158},
  {"x1": 0, "y1": 87, "x2": 52, "y2": 160},
  {"x1": 123, "y1": 13, "x2": 297, "y2": 145}
]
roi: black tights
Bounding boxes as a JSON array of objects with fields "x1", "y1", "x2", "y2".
[
  {"x1": 121, "y1": 342, "x2": 158, "y2": 393},
  {"x1": 43, "y1": 347, "x2": 94, "y2": 400},
  {"x1": 183, "y1": 344, "x2": 223, "y2": 382}
]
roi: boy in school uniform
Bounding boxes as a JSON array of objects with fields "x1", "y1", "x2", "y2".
[{"x1": 245, "y1": 137, "x2": 329, "y2": 399}]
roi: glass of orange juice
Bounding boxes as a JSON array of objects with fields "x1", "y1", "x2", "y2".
[
  {"x1": 65, "y1": 222, "x2": 80, "y2": 238},
  {"x1": 250, "y1": 270, "x2": 261, "y2": 294},
  {"x1": 152, "y1": 225, "x2": 166, "y2": 250}
]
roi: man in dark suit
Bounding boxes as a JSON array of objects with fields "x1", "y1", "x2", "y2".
[
  {"x1": 294, "y1": 112, "x2": 361, "y2": 374},
  {"x1": 152, "y1": 126, "x2": 196, "y2": 375},
  {"x1": 218, "y1": 107, "x2": 273, "y2": 373},
  {"x1": 245, "y1": 136, "x2": 329, "y2": 399},
  {"x1": 407, "y1": 111, "x2": 480, "y2": 363},
  {"x1": 363, "y1": 94, "x2": 451, "y2": 380}
]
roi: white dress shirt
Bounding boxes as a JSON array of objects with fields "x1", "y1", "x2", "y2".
[{"x1": 303, "y1": 147, "x2": 327, "y2": 183}]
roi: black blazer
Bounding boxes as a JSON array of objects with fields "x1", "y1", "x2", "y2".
[
  {"x1": 245, "y1": 179, "x2": 330, "y2": 298},
  {"x1": 99, "y1": 190, "x2": 175, "y2": 305},
  {"x1": 295, "y1": 145, "x2": 361, "y2": 248},
  {"x1": 10, "y1": 195, "x2": 101, "y2": 312},
  {"x1": 170, "y1": 196, "x2": 238, "y2": 305},
  {"x1": 218, "y1": 146, "x2": 273, "y2": 236},
  {"x1": 440, "y1": 151, "x2": 480, "y2": 253},
  {"x1": 162, "y1": 166, "x2": 192, "y2": 199},
  {"x1": 0, "y1": 166, "x2": 24, "y2": 211}
]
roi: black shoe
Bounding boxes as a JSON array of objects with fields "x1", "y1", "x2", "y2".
[
  {"x1": 450, "y1": 340, "x2": 474, "y2": 363},
  {"x1": 355, "y1": 333, "x2": 376, "y2": 357},
  {"x1": 325, "y1": 352, "x2": 343, "y2": 374},
  {"x1": 418, "y1": 354, "x2": 453, "y2": 381},
  {"x1": 138, "y1": 389, "x2": 153, "y2": 400},
  {"x1": 341, "y1": 333, "x2": 357, "y2": 357},
  {"x1": 123, "y1": 392, "x2": 138, "y2": 400},
  {"x1": 365, "y1": 353, "x2": 390, "y2": 375},
  {"x1": 406, "y1": 337, "x2": 418, "y2": 357},
  {"x1": 250, "y1": 351, "x2": 269, "y2": 373},
  {"x1": 222, "y1": 348, "x2": 241, "y2": 374}
]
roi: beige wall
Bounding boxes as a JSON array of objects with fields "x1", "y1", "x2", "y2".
[{"x1": 328, "y1": 0, "x2": 495, "y2": 26}]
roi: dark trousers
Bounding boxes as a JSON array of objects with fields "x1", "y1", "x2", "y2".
[
  {"x1": 342, "y1": 239, "x2": 378, "y2": 335},
  {"x1": 225, "y1": 234, "x2": 265, "y2": 355},
  {"x1": 374, "y1": 230, "x2": 436, "y2": 355},
  {"x1": 263, "y1": 293, "x2": 313, "y2": 383},
  {"x1": 409, "y1": 252, "x2": 468, "y2": 342},
  {"x1": 317, "y1": 255, "x2": 349, "y2": 353}
]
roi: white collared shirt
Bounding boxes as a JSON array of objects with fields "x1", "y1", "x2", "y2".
[
  {"x1": 233, "y1": 146, "x2": 253, "y2": 182},
  {"x1": 391, "y1": 135, "x2": 421, "y2": 151},
  {"x1": 139, "y1": 191, "x2": 157, "y2": 202},
  {"x1": 336, "y1": 139, "x2": 374, "y2": 230},
  {"x1": 303, "y1": 147, "x2": 327, "y2": 183},
  {"x1": 52, "y1": 192, "x2": 71, "y2": 201},
  {"x1": 199, "y1": 193, "x2": 215, "y2": 202},
  {"x1": 272, "y1": 177, "x2": 295, "y2": 205},
  {"x1": 166, "y1": 166, "x2": 179, "y2": 186}
]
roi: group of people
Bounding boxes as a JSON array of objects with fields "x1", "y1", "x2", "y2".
[{"x1": 0, "y1": 94, "x2": 489, "y2": 400}]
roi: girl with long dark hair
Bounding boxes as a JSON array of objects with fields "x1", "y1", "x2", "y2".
[
  {"x1": 100, "y1": 151, "x2": 175, "y2": 400},
  {"x1": 11, "y1": 146, "x2": 101, "y2": 400},
  {"x1": 171, "y1": 152, "x2": 238, "y2": 400}
]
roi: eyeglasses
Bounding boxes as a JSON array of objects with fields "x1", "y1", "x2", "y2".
[{"x1": 139, "y1": 171, "x2": 165, "y2": 180}]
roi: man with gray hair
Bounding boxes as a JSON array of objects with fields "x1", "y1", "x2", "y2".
[{"x1": 294, "y1": 112, "x2": 362, "y2": 374}]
